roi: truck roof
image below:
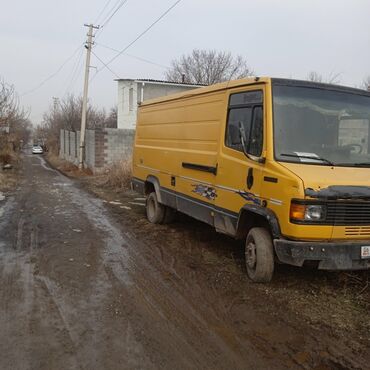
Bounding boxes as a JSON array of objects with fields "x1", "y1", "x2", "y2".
[
  {"x1": 140, "y1": 77, "x2": 370, "y2": 107},
  {"x1": 139, "y1": 77, "x2": 271, "y2": 106}
]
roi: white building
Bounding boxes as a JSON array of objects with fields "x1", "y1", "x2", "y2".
[{"x1": 116, "y1": 79, "x2": 204, "y2": 129}]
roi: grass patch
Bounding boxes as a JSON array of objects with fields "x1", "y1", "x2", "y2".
[
  {"x1": 46, "y1": 154, "x2": 132, "y2": 191},
  {"x1": 96, "y1": 158, "x2": 132, "y2": 191},
  {"x1": 46, "y1": 153, "x2": 93, "y2": 177},
  {"x1": 0, "y1": 148, "x2": 19, "y2": 191}
]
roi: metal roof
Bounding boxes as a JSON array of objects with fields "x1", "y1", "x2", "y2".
[{"x1": 115, "y1": 78, "x2": 207, "y2": 87}]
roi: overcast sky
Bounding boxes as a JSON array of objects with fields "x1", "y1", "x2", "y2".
[{"x1": 1, "y1": 0, "x2": 369, "y2": 124}]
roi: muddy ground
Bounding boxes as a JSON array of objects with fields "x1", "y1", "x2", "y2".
[{"x1": 0, "y1": 153, "x2": 368, "y2": 370}]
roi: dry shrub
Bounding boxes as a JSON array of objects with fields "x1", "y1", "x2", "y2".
[
  {"x1": 46, "y1": 153, "x2": 92, "y2": 177},
  {"x1": 102, "y1": 157, "x2": 132, "y2": 190},
  {"x1": 0, "y1": 147, "x2": 18, "y2": 166},
  {"x1": 0, "y1": 168, "x2": 17, "y2": 190},
  {"x1": 0, "y1": 152, "x2": 12, "y2": 164},
  {"x1": 0, "y1": 143, "x2": 15, "y2": 164}
]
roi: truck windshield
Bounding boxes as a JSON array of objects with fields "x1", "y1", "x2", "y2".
[{"x1": 273, "y1": 85, "x2": 370, "y2": 167}]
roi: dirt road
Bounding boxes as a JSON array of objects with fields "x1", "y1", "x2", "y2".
[{"x1": 0, "y1": 154, "x2": 368, "y2": 370}]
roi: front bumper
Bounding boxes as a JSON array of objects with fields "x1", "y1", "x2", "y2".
[{"x1": 274, "y1": 239, "x2": 370, "y2": 270}]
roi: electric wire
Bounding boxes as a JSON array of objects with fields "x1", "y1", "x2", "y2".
[
  {"x1": 21, "y1": 43, "x2": 84, "y2": 97},
  {"x1": 94, "y1": 0, "x2": 114, "y2": 24},
  {"x1": 57, "y1": 46, "x2": 83, "y2": 96},
  {"x1": 98, "y1": 0, "x2": 122, "y2": 26},
  {"x1": 63, "y1": 47, "x2": 85, "y2": 97},
  {"x1": 100, "y1": 0, "x2": 129, "y2": 29},
  {"x1": 94, "y1": 0, "x2": 129, "y2": 41},
  {"x1": 91, "y1": 50, "x2": 120, "y2": 78},
  {"x1": 95, "y1": 42, "x2": 169, "y2": 69},
  {"x1": 91, "y1": 0, "x2": 183, "y2": 80}
]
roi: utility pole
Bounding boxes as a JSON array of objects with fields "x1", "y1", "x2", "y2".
[
  {"x1": 79, "y1": 23, "x2": 99, "y2": 169},
  {"x1": 52, "y1": 97, "x2": 59, "y2": 113}
]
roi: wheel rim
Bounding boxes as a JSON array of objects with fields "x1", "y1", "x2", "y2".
[
  {"x1": 246, "y1": 240, "x2": 257, "y2": 271},
  {"x1": 147, "y1": 196, "x2": 156, "y2": 219}
]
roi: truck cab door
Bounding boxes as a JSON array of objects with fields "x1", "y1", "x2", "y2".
[{"x1": 215, "y1": 88, "x2": 266, "y2": 235}]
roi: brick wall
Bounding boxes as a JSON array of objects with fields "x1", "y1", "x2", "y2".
[{"x1": 59, "y1": 128, "x2": 134, "y2": 172}]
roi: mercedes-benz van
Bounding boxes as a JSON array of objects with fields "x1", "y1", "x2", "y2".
[{"x1": 132, "y1": 77, "x2": 370, "y2": 282}]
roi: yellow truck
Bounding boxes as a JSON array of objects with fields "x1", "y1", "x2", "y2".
[{"x1": 132, "y1": 77, "x2": 370, "y2": 282}]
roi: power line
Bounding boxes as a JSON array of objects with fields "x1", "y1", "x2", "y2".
[
  {"x1": 95, "y1": 42, "x2": 169, "y2": 69},
  {"x1": 92, "y1": 0, "x2": 183, "y2": 79},
  {"x1": 63, "y1": 47, "x2": 85, "y2": 97},
  {"x1": 100, "y1": 0, "x2": 129, "y2": 29},
  {"x1": 21, "y1": 44, "x2": 84, "y2": 97},
  {"x1": 94, "y1": 0, "x2": 114, "y2": 24},
  {"x1": 98, "y1": 0, "x2": 122, "y2": 26},
  {"x1": 94, "y1": 0, "x2": 129, "y2": 41},
  {"x1": 58, "y1": 46, "x2": 84, "y2": 96},
  {"x1": 91, "y1": 50, "x2": 120, "y2": 78}
]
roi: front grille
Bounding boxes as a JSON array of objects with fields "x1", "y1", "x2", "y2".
[
  {"x1": 345, "y1": 226, "x2": 370, "y2": 236},
  {"x1": 326, "y1": 202, "x2": 370, "y2": 225}
]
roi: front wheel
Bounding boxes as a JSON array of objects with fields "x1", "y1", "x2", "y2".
[{"x1": 245, "y1": 227, "x2": 274, "y2": 283}]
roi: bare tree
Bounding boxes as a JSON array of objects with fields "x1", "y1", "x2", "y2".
[
  {"x1": 0, "y1": 78, "x2": 30, "y2": 151},
  {"x1": 0, "y1": 79, "x2": 21, "y2": 128},
  {"x1": 165, "y1": 49, "x2": 253, "y2": 85},
  {"x1": 306, "y1": 71, "x2": 341, "y2": 84},
  {"x1": 9, "y1": 117, "x2": 32, "y2": 149},
  {"x1": 361, "y1": 76, "x2": 370, "y2": 91},
  {"x1": 306, "y1": 71, "x2": 323, "y2": 83},
  {"x1": 40, "y1": 95, "x2": 113, "y2": 154},
  {"x1": 104, "y1": 106, "x2": 118, "y2": 128}
]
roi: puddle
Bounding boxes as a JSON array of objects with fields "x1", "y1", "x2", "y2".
[
  {"x1": 109, "y1": 201, "x2": 122, "y2": 205},
  {"x1": 37, "y1": 156, "x2": 60, "y2": 173},
  {"x1": 128, "y1": 202, "x2": 145, "y2": 207}
]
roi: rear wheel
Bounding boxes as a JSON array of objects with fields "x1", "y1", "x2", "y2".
[
  {"x1": 146, "y1": 192, "x2": 165, "y2": 224},
  {"x1": 245, "y1": 227, "x2": 274, "y2": 283}
]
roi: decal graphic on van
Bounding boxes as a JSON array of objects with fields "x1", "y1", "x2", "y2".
[
  {"x1": 237, "y1": 190, "x2": 261, "y2": 205},
  {"x1": 192, "y1": 184, "x2": 217, "y2": 200}
]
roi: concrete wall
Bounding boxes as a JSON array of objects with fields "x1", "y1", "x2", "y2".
[
  {"x1": 143, "y1": 83, "x2": 193, "y2": 100},
  {"x1": 59, "y1": 128, "x2": 134, "y2": 173},
  {"x1": 85, "y1": 130, "x2": 95, "y2": 169},
  {"x1": 117, "y1": 80, "x2": 202, "y2": 130},
  {"x1": 104, "y1": 128, "x2": 135, "y2": 165},
  {"x1": 117, "y1": 80, "x2": 138, "y2": 130},
  {"x1": 60, "y1": 130, "x2": 79, "y2": 165}
]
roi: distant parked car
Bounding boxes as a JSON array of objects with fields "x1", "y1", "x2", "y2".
[{"x1": 32, "y1": 145, "x2": 43, "y2": 154}]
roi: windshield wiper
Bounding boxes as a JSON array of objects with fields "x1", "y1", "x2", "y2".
[
  {"x1": 280, "y1": 153, "x2": 335, "y2": 166},
  {"x1": 336, "y1": 162, "x2": 370, "y2": 167}
]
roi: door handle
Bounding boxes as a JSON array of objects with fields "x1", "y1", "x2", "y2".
[{"x1": 247, "y1": 168, "x2": 254, "y2": 189}]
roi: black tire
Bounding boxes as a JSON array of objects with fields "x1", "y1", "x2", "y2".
[
  {"x1": 245, "y1": 227, "x2": 274, "y2": 283},
  {"x1": 146, "y1": 192, "x2": 165, "y2": 224}
]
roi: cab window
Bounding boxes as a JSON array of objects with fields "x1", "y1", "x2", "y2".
[{"x1": 225, "y1": 90, "x2": 263, "y2": 156}]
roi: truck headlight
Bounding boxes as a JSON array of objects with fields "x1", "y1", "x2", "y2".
[{"x1": 290, "y1": 202, "x2": 326, "y2": 222}]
